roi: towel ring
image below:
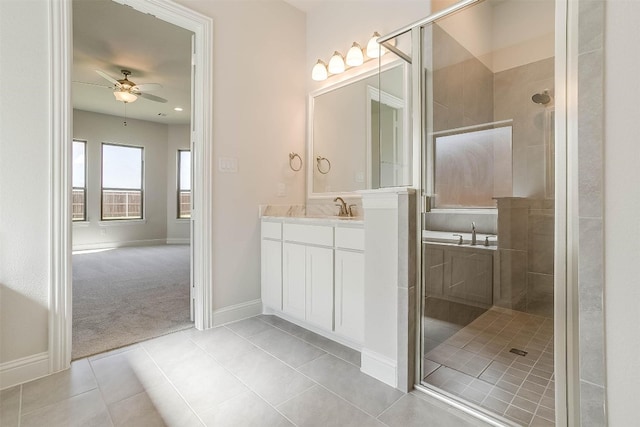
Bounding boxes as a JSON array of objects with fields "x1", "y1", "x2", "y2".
[
  {"x1": 316, "y1": 156, "x2": 331, "y2": 174},
  {"x1": 289, "y1": 152, "x2": 302, "y2": 171}
]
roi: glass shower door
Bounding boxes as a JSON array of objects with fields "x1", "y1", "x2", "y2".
[{"x1": 419, "y1": 1, "x2": 557, "y2": 425}]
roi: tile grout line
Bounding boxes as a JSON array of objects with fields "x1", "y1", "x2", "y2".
[
  {"x1": 224, "y1": 320, "x2": 401, "y2": 421},
  {"x1": 86, "y1": 358, "x2": 116, "y2": 427},
  {"x1": 185, "y1": 327, "x2": 305, "y2": 426},
  {"x1": 17, "y1": 384, "x2": 23, "y2": 427},
  {"x1": 253, "y1": 315, "x2": 362, "y2": 368},
  {"x1": 139, "y1": 334, "x2": 207, "y2": 426}
]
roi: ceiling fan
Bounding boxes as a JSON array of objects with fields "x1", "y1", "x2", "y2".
[{"x1": 94, "y1": 69, "x2": 167, "y2": 104}]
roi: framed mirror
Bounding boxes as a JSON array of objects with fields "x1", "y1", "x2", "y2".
[{"x1": 307, "y1": 61, "x2": 411, "y2": 199}]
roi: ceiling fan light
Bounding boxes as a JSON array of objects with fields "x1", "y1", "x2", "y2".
[
  {"x1": 311, "y1": 59, "x2": 328, "y2": 81},
  {"x1": 328, "y1": 51, "x2": 345, "y2": 74},
  {"x1": 114, "y1": 90, "x2": 138, "y2": 103},
  {"x1": 346, "y1": 42, "x2": 364, "y2": 66}
]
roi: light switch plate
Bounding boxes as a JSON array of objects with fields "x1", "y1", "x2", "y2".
[
  {"x1": 218, "y1": 157, "x2": 238, "y2": 173},
  {"x1": 277, "y1": 183, "x2": 286, "y2": 197}
]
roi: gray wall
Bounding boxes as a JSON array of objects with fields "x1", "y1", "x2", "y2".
[
  {"x1": 72, "y1": 110, "x2": 169, "y2": 250},
  {"x1": 577, "y1": 0, "x2": 606, "y2": 425}
]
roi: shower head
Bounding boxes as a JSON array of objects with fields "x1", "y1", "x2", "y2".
[{"x1": 532, "y1": 89, "x2": 552, "y2": 105}]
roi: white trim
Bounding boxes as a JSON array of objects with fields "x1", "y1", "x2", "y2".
[
  {"x1": 558, "y1": 0, "x2": 576, "y2": 424},
  {"x1": 360, "y1": 348, "x2": 397, "y2": 388},
  {"x1": 263, "y1": 308, "x2": 362, "y2": 351},
  {"x1": 49, "y1": 0, "x2": 73, "y2": 375},
  {"x1": 50, "y1": 0, "x2": 215, "y2": 377},
  {"x1": 0, "y1": 353, "x2": 49, "y2": 390},
  {"x1": 98, "y1": 219, "x2": 147, "y2": 226},
  {"x1": 212, "y1": 299, "x2": 263, "y2": 326},
  {"x1": 166, "y1": 238, "x2": 190, "y2": 245},
  {"x1": 71, "y1": 239, "x2": 168, "y2": 252}
]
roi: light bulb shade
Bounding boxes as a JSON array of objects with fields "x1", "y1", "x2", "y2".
[
  {"x1": 366, "y1": 32, "x2": 386, "y2": 58},
  {"x1": 346, "y1": 42, "x2": 364, "y2": 66},
  {"x1": 113, "y1": 90, "x2": 138, "y2": 103},
  {"x1": 311, "y1": 59, "x2": 328, "y2": 81},
  {"x1": 328, "y1": 51, "x2": 345, "y2": 74}
]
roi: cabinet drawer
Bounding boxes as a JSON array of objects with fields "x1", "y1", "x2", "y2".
[
  {"x1": 335, "y1": 227, "x2": 364, "y2": 251},
  {"x1": 283, "y1": 223, "x2": 333, "y2": 246},
  {"x1": 262, "y1": 221, "x2": 282, "y2": 240}
]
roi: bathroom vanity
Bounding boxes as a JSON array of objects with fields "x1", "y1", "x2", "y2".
[{"x1": 261, "y1": 216, "x2": 365, "y2": 347}]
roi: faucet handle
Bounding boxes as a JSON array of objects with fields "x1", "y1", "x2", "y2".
[
  {"x1": 348, "y1": 204, "x2": 357, "y2": 217},
  {"x1": 452, "y1": 234, "x2": 463, "y2": 245},
  {"x1": 484, "y1": 235, "x2": 496, "y2": 246},
  {"x1": 471, "y1": 221, "x2": 476, "y2": 230}
]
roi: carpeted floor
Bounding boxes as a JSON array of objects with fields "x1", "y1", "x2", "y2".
[{"x1": 72, "y1": 244, "x2": 193, "y2": 360}]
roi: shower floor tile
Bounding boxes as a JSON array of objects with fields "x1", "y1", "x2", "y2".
[{"x1": 423, "y1": 307, "x2": 555, "y2": 426}]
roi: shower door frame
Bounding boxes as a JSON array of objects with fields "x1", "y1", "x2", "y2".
[{"x1": 378, "y1": 0, "x2": 576, "y2": 425}]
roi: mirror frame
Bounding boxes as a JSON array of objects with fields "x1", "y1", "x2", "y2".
[{"x1": 306, "y1": 59, "x2": 411, "y2": 200}]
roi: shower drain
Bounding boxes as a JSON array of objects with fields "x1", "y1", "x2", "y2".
[{"x1": 509, "y1": 348, "x2": 528, "y2": 357}]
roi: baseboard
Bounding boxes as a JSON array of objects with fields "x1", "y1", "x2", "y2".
[
  {"x1": 212, "y1": 299, "x2": 262, "y2": 326},
  {"x1": 360, "y1": 348, "x2": 397, "y2": 388},
  {"x1": 0, "y1": 352, "x2": 49, "y2": 390},
  {"x1": 166, "y1": 238, "x2": 190, "y2": 245},
  {"x1": 263, "y1": 307, "x2": 362, "y2": 352},
  {"x1": 72, "y1": 239, "x2": 167, "y2": 252}
]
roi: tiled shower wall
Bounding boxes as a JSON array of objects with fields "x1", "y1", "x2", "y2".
[
  {"x1": 495, "y1": 198, "x2": 555, "y2": 317},
  {"x1": 577, "y1": 0, "x2": 607, "y2": 425}
]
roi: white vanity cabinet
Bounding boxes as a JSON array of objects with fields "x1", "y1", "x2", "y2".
[
  {"x1": 261, "y1": 218, "x2": 365, "y2": 347},
  {"x1": 261, "y1": 221, "x2": 283, "y2": 310},
  {"x1": 334, "y1": 227, "x2": 365, "y2": 343}
]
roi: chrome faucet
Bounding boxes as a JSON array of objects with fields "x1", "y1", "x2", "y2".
[
  {"x1": 334, "y1": 197, "x2": 348, "y2": 216},
  {"x1": 471, "y1": 222, "x2": 477, "y2": 246}
]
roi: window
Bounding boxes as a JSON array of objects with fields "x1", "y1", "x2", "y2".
[
  {"x1": 101, "y1": 143, "x2": 144, "y2": 220},
  {"x1": 178, "y1": 150, "x2": 191, "y2": 219},
  {"x1": 72, "y1": 140, "x2": 87, "y2": 221}
]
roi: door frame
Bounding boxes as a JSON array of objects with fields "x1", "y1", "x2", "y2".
[{"x1": 48, "y1": 0, "x2": 214, "y2": 372}]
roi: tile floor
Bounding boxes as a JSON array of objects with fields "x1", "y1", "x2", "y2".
[
  {"x1": 1, "y1": 315, "x2": 493, "y2": 427},
  {"x1": 423, "y1": 307, "x2": 555, "y2": 426}
]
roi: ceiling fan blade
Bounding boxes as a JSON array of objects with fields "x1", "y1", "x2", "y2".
[
  {"x1": 73, "y1": 81, "x2": 112, "y2": 89},
  {"x1": 95, "y1": 69, "x2": 121, "y2": 88},
  {"x1": 138, "y1": 92, "x2": 168, "y2": 103},
  {"x1": 132, "y1": 83, "x2": 162, "y2": 92}
]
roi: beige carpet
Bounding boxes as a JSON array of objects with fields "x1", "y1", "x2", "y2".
[{"x1": 72, "y1": 244, "x2": 193, "y2": 359}]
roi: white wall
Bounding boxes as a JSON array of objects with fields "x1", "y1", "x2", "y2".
[
  {"x1": 603, "y1": 0, "x2": 640, "y2": 424},
  {"x1": 174, "y1": 0, "x2": 307, "y2": 310},
  {"x1": 166, "y1": 124, "x2": 190, "y2": 243},
  {"x1": 0, "y1": 0, "x2": 51, "y2": 364},
  {"x1": 72, "y1": 110, "x2": 170, "y2": 250}
]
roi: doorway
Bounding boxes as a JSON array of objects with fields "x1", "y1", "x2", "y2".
[
  {"x1": 49, "y1": 0, "x2": 214, "y2": 371},
  {"x1": 70, "y1": 0, "x2": 194, "y2": 359}
]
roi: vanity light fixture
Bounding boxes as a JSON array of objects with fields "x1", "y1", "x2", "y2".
[
  {"x1": 312, "y1": 31, "x2": 389, "y2": 81},
  {"x1": 366, "y1": 32, "x2": 386, "y2": 58},
  {"x1": 328, "y1": 51, "x2": 346, "y2": 74},
  {"x1": 312, "y1": 59, "x2": 328, "y2": 81},
  {"x1": 113, "y1": 90, "x2": 137, "y2": 103},
  {"x1": 346, "y1": 42, "x2": 364, "y2": 66}
]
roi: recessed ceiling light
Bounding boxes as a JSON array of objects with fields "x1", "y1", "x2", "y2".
[{"x1": 174, "y1": 107, "x2": 183, "y2": 112}]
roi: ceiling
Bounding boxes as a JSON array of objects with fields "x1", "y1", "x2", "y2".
[{"x1": 72, "y1": 0, "x2": 192, "y2": 125}]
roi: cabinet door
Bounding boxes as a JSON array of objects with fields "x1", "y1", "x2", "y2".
[
  {"x1": 282, "y1": 242, "x2": 306, "y2": 319},
  {"x1": 261, "y1": 239, "x2": 282, "y2": 310},
  {"x1": 305, "y1": 246, "x2": 334, "y2": 330},
  {"x1": 334, "y1": 250, "x2": 364, "y2": 343}
]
